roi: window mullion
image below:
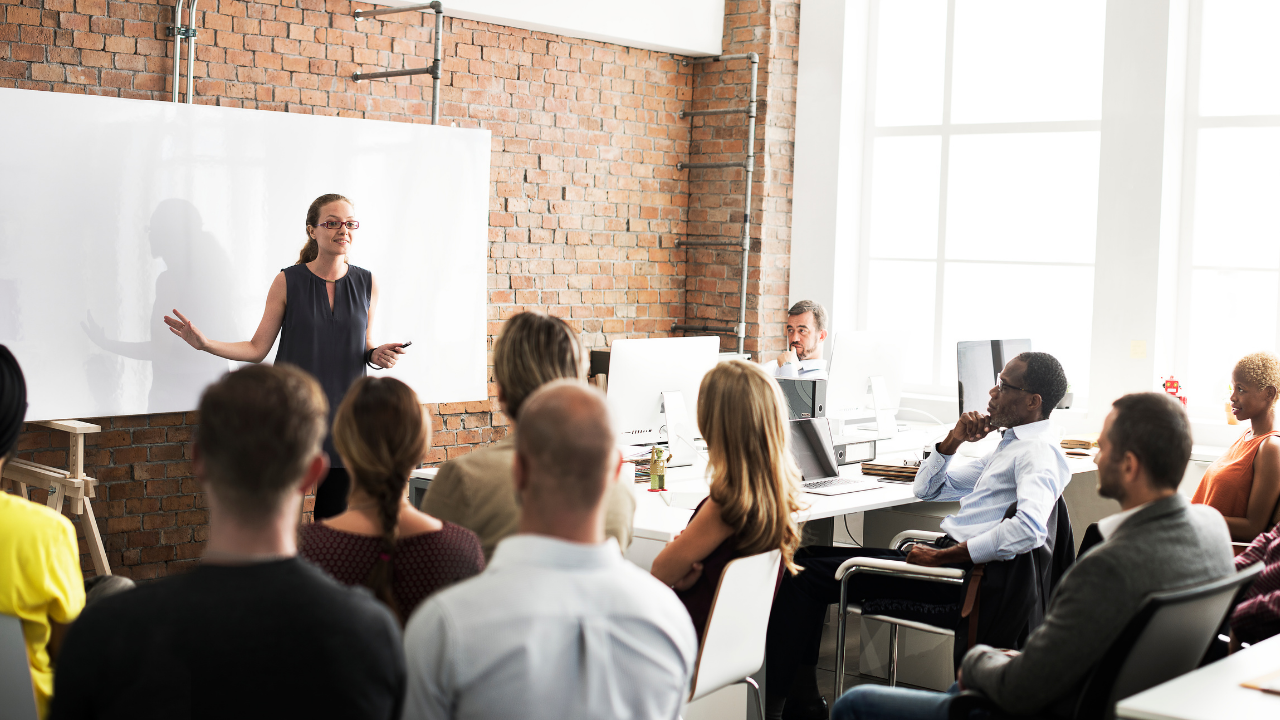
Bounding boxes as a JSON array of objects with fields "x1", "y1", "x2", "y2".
[{"x1": 931, "y1": 0, "x2": 957, "y2": 390}]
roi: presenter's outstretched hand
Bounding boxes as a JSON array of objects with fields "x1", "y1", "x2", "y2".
[
  {"x1": 164, "y1": 309, "x2": 209, "y2": 351},
  {"x1": 371, "y1": 342, "x2": 408, "y2": 369}
]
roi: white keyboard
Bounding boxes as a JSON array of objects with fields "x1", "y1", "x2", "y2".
[{"x1": 801, "y1": 477, "x2": 881, "y2": 496}]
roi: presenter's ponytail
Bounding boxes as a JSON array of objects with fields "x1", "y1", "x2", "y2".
[
  {"x1": 332, "y1": 376, "x2": 430, "y2": 625},
  {"x1": 298, "y1": 193, "x2": 353, "y2": 265}
]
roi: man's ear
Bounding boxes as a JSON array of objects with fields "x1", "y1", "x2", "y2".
[
  {"x1": 512, "y1": 449, "x2": 529, "y2": 494},
  {"x1": 818, "y1": 329, "x2": 829, "y2": 344},
  {"x1": 1027, "y1": 392, "x2": 1044, "y2": 418},
  {"x1": 607, "y1": 449, "x2": 623, "y2": 486},
  {"x1": 299, "y1": 453, "x2": 330, "y2": 495},
  {"x1": 1121, "y1": 450, "x2": 1142, "y2": 486}
]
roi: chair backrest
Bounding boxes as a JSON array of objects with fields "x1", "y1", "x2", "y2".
[
  {"x1": 688, "y1": 549, "x2": 782, "y2": 702},
  {"x1": 0, "y1": 613, "x2": 39, "y2": 720},
  {"x1": 1074, "y1": 562, "x2": 1263, "y2": 720}
]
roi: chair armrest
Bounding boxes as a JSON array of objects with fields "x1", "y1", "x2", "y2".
[
  {"x1": 834, "y1": 556, "x2": 966, "y2": 582},
  {"x1": 891, "y1": 530, "x2": 947, "y2": 551},
  {"x1": 947, "y1": 689, "x2": 1002, "y2": 720}
]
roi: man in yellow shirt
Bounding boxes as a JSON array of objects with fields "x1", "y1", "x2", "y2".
[{"x1": 0, "y1": 345, "x2": 86, "y2": 718}]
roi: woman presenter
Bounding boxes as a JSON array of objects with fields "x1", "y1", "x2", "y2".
[{"x1": 164, "y1": 193, "x2": 408, "y2": 519}]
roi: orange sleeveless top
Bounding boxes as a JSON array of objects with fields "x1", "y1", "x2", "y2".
[{"x1": 1192, "y1": 429, "x2": 1280, "y2": 519}]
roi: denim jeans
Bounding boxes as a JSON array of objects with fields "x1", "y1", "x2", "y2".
[{"x1": 831, "y1": 683, "x2": 985, "y2": 720}]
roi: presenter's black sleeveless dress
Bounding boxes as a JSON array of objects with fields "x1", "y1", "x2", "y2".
[{"x1": 275, "y1": 263, "x2": 372, "y2": 519}]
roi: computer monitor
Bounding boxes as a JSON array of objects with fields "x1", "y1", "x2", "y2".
[
  {"x1": 825, "y1": 331, "x2": 904, "y2": 414},
  {"x1": 956, "y1": 339, "x2": 1032, "y2": 415},
  {"x1": 605, "y1": 336, "x2": 721, "y2": 445}
]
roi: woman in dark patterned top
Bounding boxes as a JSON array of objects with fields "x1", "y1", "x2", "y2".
[
  {"x1": 300, "y1": 377, "x2": 484, "y2": 623},
  {"x1": 163, "y1": 193, "x2": 412, "y2": 520}
]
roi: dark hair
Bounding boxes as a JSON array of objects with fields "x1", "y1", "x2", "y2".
[
  {"x1": 297, "y1": 193, "x2": 353, "y2": 265},
  {"x1": 332, "y1": 377, "x2": 429, "y2": 625},
  {"x1": 0, "y1": 345, "x2": 28, "y2": 463},
  {"x1": 787, "y1": 300, "x2": 828, "y2": 333},
  {"x1": 493, "y1": 312, "x2": 583, "y2": 421},
  {"x1": 196, "y1": 364, "x2": 328, "y2": 521},
  {"x1": 1016, "y1": 351, "x2": 1069, "y2": 419},
  {"x1": 1108, "y1": 392, "x2": 1192, "y2": 491}
]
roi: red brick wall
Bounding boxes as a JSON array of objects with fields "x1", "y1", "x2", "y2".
[
  {"x1": 678, "y1": 0, "x2": 797, "y2": 357},
  {"x1": 2, "y1": 0, "x2": 796, "y2": 579}
]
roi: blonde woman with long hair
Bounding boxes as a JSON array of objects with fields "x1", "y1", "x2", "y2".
[{"x1": 650, "y1": 360, "x2": 803, "y2": 642}]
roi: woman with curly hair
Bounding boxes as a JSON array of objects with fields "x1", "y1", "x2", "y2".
[{"x1": 1192, "y1": 351, "x2": 1280, "y2": 542}]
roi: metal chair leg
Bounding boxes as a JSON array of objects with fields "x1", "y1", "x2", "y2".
[
  {"x1": 739, "y1": 677, "x2": 764, "y2": 720},
  {"x1": 835, "y1": 576, "x2": 849, "y2": 695},
  {"x1": 888, "y1": 623, "x2": 899, "y2": 687}
]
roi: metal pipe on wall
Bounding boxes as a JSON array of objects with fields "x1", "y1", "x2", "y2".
[
  {"x1": 353, "y1": 1, "x2": 444, "y2": 125},
  {"x1": 170, "y1": 0, "x2": 185, "y2": 103},
  {"x1": 185, "y1": 0, "x2": 199, "y2": 104},
  {"x1": 672, "y1": 52, "x2": 759, "y2": 355}
]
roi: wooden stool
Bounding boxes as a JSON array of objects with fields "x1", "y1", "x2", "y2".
[{"x1": 1, "y1": 420, "x2": 111, "y2": 576}]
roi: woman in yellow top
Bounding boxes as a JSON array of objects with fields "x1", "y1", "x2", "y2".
[
  {"x1": 1192, "y1": 351, "x2": 1280, "y2": 542},
  {"x1": 0, "y1": 346, "x2": 85, "y2": 719},
  {"x1": 649, "y1": 360, "x2": 803, "y2": 642}
]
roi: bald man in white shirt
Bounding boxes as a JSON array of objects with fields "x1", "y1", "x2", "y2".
[
  {"x1": 771, "y1": 300, "x2": 829, "y2": 380},
  {"x1": 402, "y1": 381, "x2": 697, "y2": 720}
]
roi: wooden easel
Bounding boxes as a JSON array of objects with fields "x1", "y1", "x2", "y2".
[{"x1": 1, "y1": 420, "x2": 111, "y2": 576}]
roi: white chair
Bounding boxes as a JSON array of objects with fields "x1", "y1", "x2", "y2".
[
  {"x1": 687, "y1": 549, "x2": 783, "y2": 720},
  {"x1": 833, "y1": 531, "x2": 966, "y2": 693},
  {"x1": 1, "y1": 613, "x2": 39, "y2": 720}
]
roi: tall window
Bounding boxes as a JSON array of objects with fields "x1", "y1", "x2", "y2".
[
  {"x1": 858, "y1": 0, "x2": 1106, "y2": 400},
  {"x1": 1174, "y1": 0, "x2": 1280, "y2": 420}
]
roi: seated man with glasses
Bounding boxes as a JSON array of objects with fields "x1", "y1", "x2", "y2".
[{"x1": 764, "y1": 352, "x2": 1073, "y2": 720}]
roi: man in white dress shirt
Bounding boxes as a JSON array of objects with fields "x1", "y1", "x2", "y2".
[
  {"x1": 765, "y1": 352, "x2": 1072, "y2": 719},
  {"x1": 402, "y1": 380, "x2": 698, "y2": 720},
  {"x1": 771, "y1": 300, "x2": 829, "y2": 380}
]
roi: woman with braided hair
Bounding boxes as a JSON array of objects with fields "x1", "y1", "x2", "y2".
[{"x1": 299, "y1": 376, "x2": 484, "y2": 623}]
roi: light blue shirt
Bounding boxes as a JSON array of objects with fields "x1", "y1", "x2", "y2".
[
  {"x1": 402, "y1": 535, "x2": 698, "y2": 720},
  {"x1": 912, "y1": 419, "x2": 1071, "y2": 564},
  {"x1": 770, "y1": 358, "x2": 829, "y2": 380}
]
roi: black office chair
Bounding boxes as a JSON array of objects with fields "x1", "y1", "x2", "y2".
[{"x1": 946, "y1": 562, "x2": 1263, "y2": 720}]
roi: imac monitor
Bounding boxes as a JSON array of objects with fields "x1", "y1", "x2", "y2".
[
  {"x1": 606, "y1": 336, "x2": 721, "y2": 445},
  {"x1": 957, "y1": 339, "x2": 1032, "y2": 415},
  {"x1": 825, "y1": 331, "x2": 904, "y2": 413}
]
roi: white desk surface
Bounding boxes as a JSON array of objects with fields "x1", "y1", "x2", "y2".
[
  {"x1": 629, "y1": 444, "x2": 1099, "y2": 544},
  {"x1": 1115, "y1": 635, "x2": 1280, "y2": 720}
]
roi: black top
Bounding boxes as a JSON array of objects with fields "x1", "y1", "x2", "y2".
[
  {"x1": 676, "y1": 498, "x2": 747, "y2": 644},
  {"x1": 275, "y1": 263, "x2": 372, "y2": 467},
  {"x1": 49, "y1": 558, "x2": 404, "y2": 720}
]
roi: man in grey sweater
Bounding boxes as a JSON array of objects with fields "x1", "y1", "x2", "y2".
[{"x1": 831, "y1": 392, "x2": 1235, "y2": 720}]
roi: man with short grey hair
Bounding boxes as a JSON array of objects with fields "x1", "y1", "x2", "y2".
[
  {"x1": 771, "y1": 299, "x2": 829, "y2": 379},
  {"x1": 402, "y1": 380, "x2": 697, "y2": 720}
]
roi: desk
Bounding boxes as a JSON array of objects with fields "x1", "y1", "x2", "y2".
[{"x1": 1115, "y1": 635, "x2": 1280, "y2": 720}]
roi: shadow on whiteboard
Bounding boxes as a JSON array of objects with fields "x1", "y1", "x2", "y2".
[{"x1": 81, "y1": 199, "x2": 236, "y2": 413}]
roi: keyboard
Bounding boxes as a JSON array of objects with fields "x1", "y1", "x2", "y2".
[{"x1": 801, "y1": 477, "x2": 882, "y2": 496}]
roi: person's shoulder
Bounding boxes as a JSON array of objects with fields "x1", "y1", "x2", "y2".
[
  {"x1": 289, "y1": 560, "x2": 400, "y2": 631},
  {"x1": 0, "y1": 492, "x2": 77, "y2": 543},
  {"x1": 434, "y1": 521, "x2": 484, "y2": 553},
  {"x1": 441, "y1": 441, "x2": 514, "y2": 479},
  {"x1": 348, "y1": 264, "x2": 373, "y2": 281}
]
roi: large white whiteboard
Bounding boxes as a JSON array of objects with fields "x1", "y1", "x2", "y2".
[{"x1": 0, "y1": 88, "x2": 490, "y2": 421}]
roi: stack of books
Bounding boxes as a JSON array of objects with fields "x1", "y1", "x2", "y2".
[
  {"x1": 1061, "y1": 433, "x2": 1100, "y2": 458},
  {"x1": 860, "y1": 462, "x2": 919, "y2": 483}
]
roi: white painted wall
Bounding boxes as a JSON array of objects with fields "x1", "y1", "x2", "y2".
[
  {"x1": 0, "y1": 88, "x2": 490, "y2": 420},
  {"x1": 371, "y1": 0, "x2": 726, "y2": 57},
  {"x1": 789, "y1": 0, "x2": 870, "y2": 342}
]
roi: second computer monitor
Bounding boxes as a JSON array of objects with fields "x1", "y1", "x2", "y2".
[
  {"x1": 606, "y1": 336, "x2": 721, "y2": 445},
  {"x1": 957, "y1": 339, "x2": 1032, "y2": 416}
]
